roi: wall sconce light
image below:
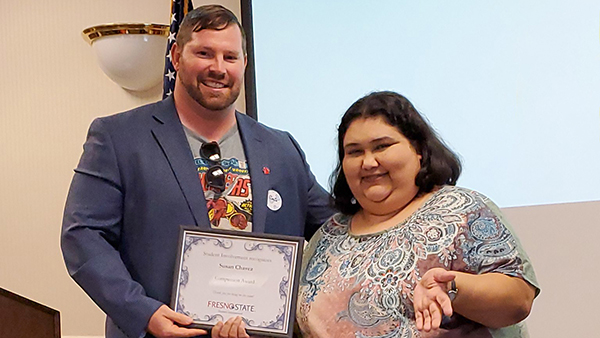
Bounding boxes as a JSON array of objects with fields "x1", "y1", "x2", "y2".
[{"x1": 83, "y1": 23, "x2": 169, "y2": 91}]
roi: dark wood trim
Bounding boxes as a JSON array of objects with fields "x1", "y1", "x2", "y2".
[
  {"x1": 241, "y1": 0, "x2": 258, "y2": 120},
  {"x1": 0, "y1": 287, "x2": 59, "y2": 317},
  {"x1": 0, "y1": 287, "x2": 61, "y2": 338}
]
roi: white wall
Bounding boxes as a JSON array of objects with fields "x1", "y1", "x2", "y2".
[
  {"x1": 252, "y1": 0, "x2": 600, "y2": 208},
  {"x1": 249, "y1": 3, "x2": 600, "y2": 335}
]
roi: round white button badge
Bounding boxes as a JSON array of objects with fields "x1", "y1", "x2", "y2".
[{"x1": 267, "y1": 189, "x2": 282, "y2": 211}]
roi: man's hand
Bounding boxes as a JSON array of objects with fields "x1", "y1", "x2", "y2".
[{"x1": 147, "y1": 305, "x2": 207, "y2": 338}]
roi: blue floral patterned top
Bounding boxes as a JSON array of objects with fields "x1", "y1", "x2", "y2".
[{"x1": 297, "y1": 186, "x2": 539, "y2": 338}]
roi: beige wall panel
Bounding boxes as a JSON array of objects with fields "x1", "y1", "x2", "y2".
[
  {"x1": 503, "y1": 200, "x2": 600, "y2": 337},
  {"x1": 0, "y1": 0, "x2": 242, "y2": 336}
]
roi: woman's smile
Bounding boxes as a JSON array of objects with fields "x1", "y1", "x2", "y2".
[{"x1": 361, "y1": 172, "x2": 388, "y2": 183}]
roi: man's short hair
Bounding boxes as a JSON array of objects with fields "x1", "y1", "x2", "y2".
[{"x1": 176, "y1": 4, "x2": 247, "y2": 54}]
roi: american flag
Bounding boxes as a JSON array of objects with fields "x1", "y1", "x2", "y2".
[{"x1": 163, "y1": 0, "x2": 194, "y2": 99}]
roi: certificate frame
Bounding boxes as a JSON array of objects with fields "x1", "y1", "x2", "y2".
[{"x1": 170, "y1": 227, "x2": 304, "y2": 338}]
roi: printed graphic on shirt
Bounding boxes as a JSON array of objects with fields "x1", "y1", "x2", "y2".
[{"x1": 195, "y1": 157, "x2": 253, "y2": 232}]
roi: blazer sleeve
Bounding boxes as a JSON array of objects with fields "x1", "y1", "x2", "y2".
[
  {"x1": 285, "y1": 132, "x2": 334, "y2": 239},
  {"x1": 61, "y1": 118, "x2": 162, "y2": 338}
]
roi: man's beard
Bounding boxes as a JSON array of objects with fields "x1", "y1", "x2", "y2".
[{"x1": 183, "y1": 74, "x2": 241, "y2": 111}]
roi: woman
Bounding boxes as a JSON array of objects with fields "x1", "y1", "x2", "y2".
[{"x1": 296, "y1": 91, "x2": 539, "y2": 337}]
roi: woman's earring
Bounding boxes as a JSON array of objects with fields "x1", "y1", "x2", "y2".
[{"x1": 350, "y1": 197, "x2": 357, "y2": 205}]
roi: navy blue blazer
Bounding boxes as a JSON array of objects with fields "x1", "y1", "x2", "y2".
[{"x1": 61, "y1": 97, "x2": 333, "y2": 338}]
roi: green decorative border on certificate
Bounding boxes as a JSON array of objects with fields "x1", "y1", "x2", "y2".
[{"x1": 171, "y1": 227, "x2": 304, "y2": 338}]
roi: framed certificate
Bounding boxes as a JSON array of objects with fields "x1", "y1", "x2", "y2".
[{"x1": 171, "y1": 227, "x2": 304, "y2": 338}]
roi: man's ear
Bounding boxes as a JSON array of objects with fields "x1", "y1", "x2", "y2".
[{"x1": 171, "y1": 43, "x2": 181, "y2": 71}]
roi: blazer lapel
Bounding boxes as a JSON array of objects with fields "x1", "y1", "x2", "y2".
[
  {"x1": 237, "y1": 113, "x2": 268, "y2": 234},
  {"x1": 150, "y1": 98, "x2": 210, "y2": 229}
]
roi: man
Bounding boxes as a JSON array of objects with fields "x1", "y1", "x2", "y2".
[{"x1": 61, "y1": 5, "x2": 333, "y2": 338}]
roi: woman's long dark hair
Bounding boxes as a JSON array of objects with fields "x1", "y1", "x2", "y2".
[{"x1": 331, "y1": 91, "x2": 462, "y2": 214}]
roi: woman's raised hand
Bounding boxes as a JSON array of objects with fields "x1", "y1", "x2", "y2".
[{"x1": 413, "y1": 268, "x2": 455, "y2": 332}]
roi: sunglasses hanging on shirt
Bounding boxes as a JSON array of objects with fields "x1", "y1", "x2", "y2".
[{"x1": 200, "y1": 141, "x2": 226, "y2": 193}]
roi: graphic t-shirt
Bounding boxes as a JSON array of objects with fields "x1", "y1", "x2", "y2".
[{"x1": 184, "y1": 124, "x2": 253, "y2": 232}]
